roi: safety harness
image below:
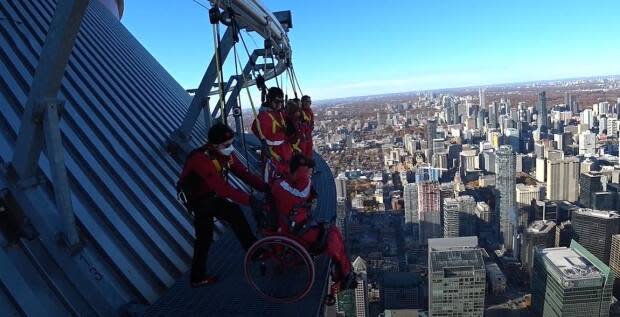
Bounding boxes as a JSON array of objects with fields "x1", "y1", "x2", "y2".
[
  {"x1": 277, "y1": 180, "x2": 329, "y2": 254},
  {"x1": 176, "y1": 146, "x2": 232, "y2": 216}
]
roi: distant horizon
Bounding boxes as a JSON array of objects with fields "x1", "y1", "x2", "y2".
[{"x1": 313, "y1": 73, "x2": 620, "y2": 104}]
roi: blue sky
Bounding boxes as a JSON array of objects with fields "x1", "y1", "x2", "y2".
[{"x1": 122, "y1": 0, "x2": 620, "y2": 101}]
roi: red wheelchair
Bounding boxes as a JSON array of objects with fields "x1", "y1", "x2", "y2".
[{"x1": 244, "y1": 198, "x2": 330, "y2": 303}]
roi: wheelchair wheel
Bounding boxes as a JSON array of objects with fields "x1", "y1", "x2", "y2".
[{"x1": 244, "y1": 236, "x2": 315, "y2": 303}]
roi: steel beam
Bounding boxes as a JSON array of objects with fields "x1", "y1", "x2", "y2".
[
  {"x1": 41, "y1": 99, "x2": 80, "y2": 247},
  {"x1": 12, "y1": 0, "x2": 88, "y2": 179},
  {"x1": 10, "y1": 0, "x2": 87, "y2": 249}
]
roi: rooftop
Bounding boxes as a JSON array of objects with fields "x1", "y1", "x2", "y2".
[
  {"x1": 541, "y1": 247, "x2": 602, "y2": 280},
  {"x1": 526, "y1": 220, "x2": 556, "y2": 234},
  {"x1": 574, "y1": 208, "x2": 620, "y2": 219},
  {"x1": 428, "y1": 236, "x2": 478, "y2": 251},
  {"x1": 430, "y1": 249, "x2": 485, "y2": 272}
]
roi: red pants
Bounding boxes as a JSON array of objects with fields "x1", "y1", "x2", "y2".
[{"x1": 298, "y1": 225, "x2": 351, "y2": 282}]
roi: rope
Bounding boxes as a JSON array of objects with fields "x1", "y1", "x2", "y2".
[
  {"x1": 239, "y1": 30, "x2": 258, "y2": 78},
  {"x1": 290, "y1": 64, "x2": 304, "y2": 97},
  {"x1": 232, "y1": 40, "x2": 252, "y2": 175},
  {"x1": 210, "y1": 1, "x2": 227, "y2": 124},
  {"x1": 286, "y1": 67, "x2": 298, "y2": 99},
  {"x1": 264, "y1": 23, "x2": 280, "y2": 89}
]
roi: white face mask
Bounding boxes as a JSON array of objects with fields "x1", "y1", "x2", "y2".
[{"x1": 219, "y1": 144, "x2": 234, "y2": 156}]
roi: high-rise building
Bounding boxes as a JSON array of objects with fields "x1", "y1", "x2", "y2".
[
  {"x1": 415, "y1": 163, "x2": 440, "y2": 183},
  {"x1": 580, "y1": 172, "x2": 604, "y2": 208},
  {"x1": 336, "y1": 173, "x2": 348, "y2": 201},
  {"x1": 555, "y1": 220, "x2": 574, "y2": 247},
  {"x1": 337, "y1": 257, "x2": 370, "y2": 317},
  {"x1": 610, "y1": 235, "x2": 620, "y2": 293},
  {"x1": 504, "y1": 128, "x2": 520, "y2": 153},
  {"x1": 479, "y1": 87, "x2": 486, "y2": 110},
  {"x1": 336, "y1": 200, "x2": 347, "y2": 233},
  {"x1": 537, "y1": 91, "x2": 548, "y2": 132},
  {"x1": 579, "y1": 130, "x2": 596, "y2": 155},
  {"x1": 428, "y1": 237, "x2": 486, "y2": 317},
  {"x1": 516, "y1": 184, "x2": 542, "y2": 208},
  {"x1": 520, "y1": 220, "x2": 556, "y2": 278},
  {"x1": 353, "y1": 257, "x2": 369, "y2": 317},
  {"x1": 443, "y1": 198, "x2": 460, "y2": 238},
  {"x1": 535, "y1": 157, "x2": 546, "y2": 182},
  {"x1": 496, "y1": 145, "x2": 517, "y2": 251},
  {"x1": 427, "y1": 118, "x2": 437, "y2": 158},
  {"x1": 531, "y1": 241, "x2": 615, "y2": 317},
  {"x1": 404, "y1": 183, "x2": 419, "y2": 238},
  {"x1": 546, "y1": 157, "x2": 580, "y2": 202},
  {"x1": 432, "y1": 151, "x2": 448, "y2": 171},
  {"x1": 477, "y1": 109, "x2": 486, "y2": 129},
  {"x1": 418, "y1": 181, "x2": 441, "y2": 244},
  {"x1": 443, "y1": 196, "x2": 477, "y2": 238},
  {"x1": 460, "y1": 149, "x2": 479, "y2": 173},
  {"x1": 489, "y1": 102, "x2": 498, "y2": 129},
  {"x1": 564, "y1": 92, "x2": 573, "y2": 111},
  {"x1": 572, "y1": 209, "x2": 620, "y2": 264},
  {"x1": 476, "y1": 201, "x2": 492, "y2": 228}
]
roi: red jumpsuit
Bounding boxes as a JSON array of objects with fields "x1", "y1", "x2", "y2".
[
  {"x1": 179, "y1": 145, "x2": 265, "y2": 205},
  {"x1": 251, "y1": 105, "x2": 293, "y2": 181},
  {"x1": 178, "y1": 145, "x2": 266, "y2": 283},
  {"x1": 286, "y1": 115, "x2": 303, "y2": 155},
  {"x1": 270, "y1": 176, "x2": 352, "y2": 282},
  {"x1": 300, "y1": 108, "x2": 314, "y2": 158}
]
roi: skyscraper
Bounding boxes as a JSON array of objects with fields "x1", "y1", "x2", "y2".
[
  {"x1": 428, "y1": 237, "x2": 486, "y2": 317},
  {"x1": 418, "y1": 181, "x2": 441, "y2": 244},
  {"x1": 579, "y1": 172, "x2": 604, "y2": 208},
  {"x1": 489, "y1": 102, "x2": 498, "y2": 129},
  {"x1": 609, "y1": 235, "x2": 620, "y2": 292},
  {"x1": 443, "y1": 196, "x2": 477, "y2": 238},
  {"x1": 531, "y1": 241, "x2": 615, "y2": 317},
  {"x1": 352, "y1": 257, "x2": 369, "y2": 317},
  {"x1": 427, "y1": 118, "x2": 437, "y2": 159},
  {"x1": 404, "y1": 183, "x2": 419, "y2": 237},
  {"x1": 578, "y1": 130, "x2": 596, "y2": 155},
  {"x1": 516, "y1": 183, "x2": 542, "y2": 208},
  {"x1": 479, "y1": 87, "x2": 486, "y2": 110},
  {"x1": 496, "y1": 145, "x2": 517, "y2": 251},
  {"x1": 537, "y1": 91, "x2": 548, "y2": 132},
  {"x1": 520, "y1": 220, "x2": 556, "y2": 277},
  {"x1": 443, "y1": 198, "x2": 460, "y2": 238},
  {"x1": 572, "y1": 209, "x2": 620, "y2": 264},
  {"x1": 335, "y1": 173, "x2": 348, "y2": 201},
  {"x1": 546, "y1": 157, "x2": 580, "y2": 202}
]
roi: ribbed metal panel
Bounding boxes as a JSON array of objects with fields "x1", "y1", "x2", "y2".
[
  {"x1": 0, "y1": 0, "x2": 206, "y2": 314},
  {"x1": 0, "y1": 1, "x2": 335, "y2": 315}
]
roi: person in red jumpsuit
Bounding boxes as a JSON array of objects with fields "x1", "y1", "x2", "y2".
[
  {"x1": 300, "y1": 95, "x2": 314, "y2": 159},
  {"x1": 178, "y1": 123, "x2": 266, "y2": 287},
  {"x1": 270, "y1": 154, "x2": 356, "y2": 291},
  {"x1": 251, "y1": 87, "x2": 292, "y2": 182},
  {"x1": 285, "y1": 99, "x2": 304, "y2": 155}
]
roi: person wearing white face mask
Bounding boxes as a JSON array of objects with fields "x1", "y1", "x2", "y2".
[{"x1": 177, "y1": 123, "x2": 267, "y2": 288}]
